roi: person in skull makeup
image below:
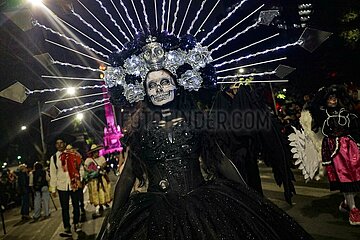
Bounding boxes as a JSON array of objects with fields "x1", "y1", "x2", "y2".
[
  {"x1": 145, "y1": 70, "x2": 176, "y2": 106},
  {"x1": 310, "y1": 85, "x2": 360, "y2": 225},
  {"x1": 97, "y1": 66, "x2": 313, "y2": 239}
]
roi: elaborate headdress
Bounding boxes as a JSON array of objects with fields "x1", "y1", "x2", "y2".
[
  {"x1": 104, "y1": 32, "x2": 216, "y2": 104},
  {"x1": 1, "y1": 0, "x2": 331, "y2": 121}
]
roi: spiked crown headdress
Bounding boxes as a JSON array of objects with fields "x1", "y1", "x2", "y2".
[{"x1": 1, "y1": 1, "x2": 331, "y2": 121}]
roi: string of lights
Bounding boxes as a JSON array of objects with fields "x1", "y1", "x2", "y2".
[
  {"x1": 187, "y1": 0, "x2": 208, "y2": 35},
  {"x1": 218, "y1": 70, "x2": 276, "y2": 79},
  {"x1": 211, "y1": 19, "x2": 261, "y2": 53},
  {"x1": 27, "y1": 84, "x2": 107, "y2": 95},
  {"x1": 95, "y1": 0, "x2": 131, "y2": 42},
  {"x1": 72, "y1": 10, "x2": 121, "y2": 51},
  {"x1": 200, "y1": 0, "x2": 247, "y2": 44},
  {"x1": 215, "y1": 40, "x2": 303, "y2": 68},
  {"x1": 33, "y1": 20, "x2": 109, "y2": 59},
  {"x1": 171, "y1": 0, "x2": 181, "y2": 34},
  {"x1": 207, "y1": 4, "x2": 264, "y2": 48},
  {"x1": 140, "y1": 0, "x2": 151, "y2": 32},
  {"x1": 77, "y1": 0, "x2": 124, "y2": 47},
  {"x1": 59, "y1": 98, "x2": 109, "y2": 113},
  {"x1": 194, "y1": 0, "x2": 221, "y2": 36}
]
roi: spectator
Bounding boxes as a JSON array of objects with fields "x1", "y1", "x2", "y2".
[
  {"x1": 17, "y1": 164, "x2": 30, "y2": 220},
  {"x1": 29, "y1": 162, "x2": 50, "y2": 221}
]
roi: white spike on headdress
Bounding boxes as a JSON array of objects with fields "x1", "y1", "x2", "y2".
[
  {"x1": 51, "y1": 60, "x2": 101, "y2": 72},
  {"x1": 178, "y1": 0, "x2": 193, "y2": 36},
  {"x1": 59, "y1": 98, "x2": 109, "y2": 114},
  {"x1": 76, "y1": 0, "x2": 125, "y2": 48},
  {"x1": 34, "y1": 21, "x2": 109, "y2": 59},
  {"x1": 51, "y1": 103, "x2": 109, "y2": 122},
  {"x1": 119, "y1": 0, "x2": 139, "y2": 33},
  {"x1": 207, "y1": 4, "x2": 264, "y2": 48},
  {"x1": 201, "y1": 0, "x2": 248, "y2": 44},
  {"x1": 217, "y1": 70, "x2": 276, "y2": 79},
  {"x1": 42, "y1": 76, "x2": 104, "y2": 82},
  {"x1": 187, "y1": 0, "x2": 208, "y2": 34},
  {"x1": 45, "y1": 39, "x2": 109, "y2": 65},
  {"x1": 45, "y1": 92, "x2": 106, "y2": 104},
  {"x1": 110, "y1": 0, "x2": 134, "y2": 38},
  {"x1": 212, "y1": 33, "x2": 279, "y2": 63},
  {"x1": 154, "y1": 0, "x2": 159, "y2": 30},
  {"x1": 217, "y1": 80, "x2": 289, "y2": 84},
  {"x1": 211, "y1": 20, "x2": 261, "y2": 53},
  {"x1": 216, "y1": 57, "x2": 287, "y2": 74},
  {"x1": 27, "y1": 84, "x2": 107, "y2": 95},
  {"x1": 215, "y1": 40, "x2": 302, "y2": 68},
  {"x1": 72, "y1": 10, "x2": 121, "y2": 51},
  {"x1": 161, "y1": 0, "x2": 166, "y2": 32},
  {"x1": 194, "y1": 0, "x2": 221, "y2": 36},
  {"x1": 140, "y1": 0, "x2": 151, "y2": 32},
  {"x1": 166, "y1": 0, "x2": 172, "y2": 32},
  {"x1": 56, "y1": 16, "x2": 112, "y2": 53},
  {"x1": 95, "y1": 0, "x2": 131, "y2": 42},
  {"x1": 130, "y1": 0, "x2": 144, "y2": 32},
  {"x1": 171, "y1": 0, "x2": 181, "y2": 34}
]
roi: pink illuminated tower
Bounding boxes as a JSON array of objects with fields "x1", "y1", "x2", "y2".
[{"x1": 100, "y1": 91, "x2": 123, "y2": 155}]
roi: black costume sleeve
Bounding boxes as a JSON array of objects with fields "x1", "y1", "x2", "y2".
[{"x1": 97, "y1": 150, "x2": 136, "y2": 240}]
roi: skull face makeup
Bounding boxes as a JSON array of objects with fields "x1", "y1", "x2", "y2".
[
  {"x1": 146, "y1": 70, "x2": 177, "y2": 106},
  {"x1": 143, "y1": 42, "x2": 165, "y2": 70},
  {"x1": 327, "y1": 94, "x2": 338, "y2": 108}
]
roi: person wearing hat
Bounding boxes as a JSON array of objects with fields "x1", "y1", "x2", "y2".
[
  {"x1": 84, "y1": 144, "x2": 111, "y2": 218},
  {"x1": 49, "y1": 136, "x2": 83, "y2": 235}
]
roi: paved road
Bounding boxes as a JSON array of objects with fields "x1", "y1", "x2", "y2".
[{"x1": 1, "y1": 165, "x2": 360, "y2": 240}]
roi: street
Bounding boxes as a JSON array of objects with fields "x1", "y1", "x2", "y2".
[{"x1": 1, "y1": 164, "x2": 360, "y2": 240}]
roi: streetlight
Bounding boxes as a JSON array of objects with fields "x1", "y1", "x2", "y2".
[
  {"x1": 28, "y1": 0, "x2": 44, "y2": 6},
  {"x1": 76, "y1": 113, "x2": 84, "y2": 121},
  {"x1": 67, "y1": 87, "x2": 76, "y2": 95},
  {"x1": 21, "y1": 125, "x2": 27, "y2": 131},
  {"x1": 238, "y1": 68, "x2": 245, "y2": 74}
]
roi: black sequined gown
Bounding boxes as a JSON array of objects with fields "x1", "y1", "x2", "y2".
[{"x1": 105, "y1": 119, "x2": 312, "y2": 240}]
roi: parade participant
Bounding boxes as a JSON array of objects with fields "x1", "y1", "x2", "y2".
[
  {"x1": 29, "y1": 162, "x2": 50, "y2": 221},
  {"x1": 311, "y1": 85, "x2": 360, "y2": 225},
  {"x1": 49, "y1": 136, "x2": 83, "y2": 235},
  {"x1": 96, "y1": 31, "x2": 313, "y2": 239},
  {"x1": 84, "y1": 144, "x2": 112, "y2": 218}
]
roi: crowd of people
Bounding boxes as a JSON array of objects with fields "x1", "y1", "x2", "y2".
[
  {"x1": 0, "y1": 136, "x2": 114, "y2": 236},
  {"x1": 1, "y1": 82, "x2": 358, "y2": 239}
]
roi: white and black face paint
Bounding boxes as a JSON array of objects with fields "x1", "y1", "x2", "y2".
[{"x1": 146, "y1": 70, "x2": 176, "y2": 106}]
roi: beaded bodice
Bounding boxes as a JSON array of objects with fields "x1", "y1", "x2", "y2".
[{"x1": 139, "y1": 118, "x2": 205, "y2": 195}]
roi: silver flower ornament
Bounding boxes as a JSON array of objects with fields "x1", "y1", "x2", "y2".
[
  {"x1": 123, "y1": 83, "x2": 146, "y2": 103},
  {"x1": 177, "y1": 70, "x2": 203, "y2": 91},
  {"x1": 186, "y1": 44, "x2": 212, "y2": 70}
]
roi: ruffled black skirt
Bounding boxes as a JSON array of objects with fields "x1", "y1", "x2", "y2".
[{"x1": 102, "y1": 179, "x2": 312, "y2": 240}]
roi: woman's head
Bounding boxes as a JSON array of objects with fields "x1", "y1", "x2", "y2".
[
  {"x1": 34, "y1": 162, "x2": 43, "y2": 171},
  {"x1": 145, "y1": 70, "x2": 177, "y2": 106},
  {"x1": 326, "y1": 94, "x2": 338, "y2": 108}
]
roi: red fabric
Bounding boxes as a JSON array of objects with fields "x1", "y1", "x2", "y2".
[
  {"x1": 323, "y1": 136, "x2": 360, "y2": 183},
  {"x1": 60, "y1": 150, "x2": 82, "y2": 190}
]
